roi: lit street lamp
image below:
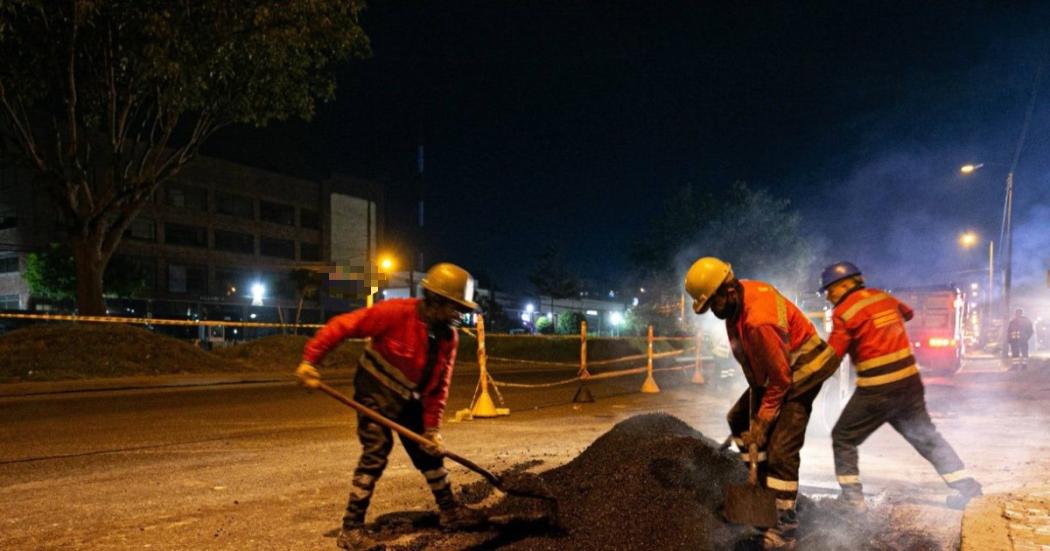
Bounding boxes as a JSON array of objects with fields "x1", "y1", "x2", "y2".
[
  {"x1": 367, "y1": 255, "x2": 396, "y2": 307},
  {"x1": 960, "y1": 161, "x2": 1015, "y2": 350},
  {"x1": 958, "y1": 231, "x2": 995, "y2": 344}
]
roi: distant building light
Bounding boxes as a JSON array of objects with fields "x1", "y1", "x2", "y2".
[
  {"x1": 250, "y1": 313, "x2": 257, "y2": 319},
  {"x1": 610, "y1": 311, "x2": 624, "y2": 326},
  {"x1": 632, "y1": 297, "x2": 639, "y2": 307},
  {"x1": 608, "y1": 290, "x2": 615, "y2": 298},
  {"x1": 970, "y1": 282, "x2": 979, "y2": 290},
  {"x1": 640, "y1": 287, "x2": 646, "y2": 293},
  {"x1": 251, "y1": 282, "x2": 265, "y2": 306},
  {"x1": 520, "y1": 312, "x2": 530, "y2": 322},
  {"x1": 525, "y1": 303, "x2": 535, "y2": 313},
  {"x1": 586, "y1": 310, "x2": 598, "y2": 316}
]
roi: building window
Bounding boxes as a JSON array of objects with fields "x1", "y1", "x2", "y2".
[
  {"x1": 300, "y1": 208, "x2": 320, "y2": 230},
  {"x1": 125, "y1": 217, "x2": 156, "y2": 241},
  {"x1": 0, "y1": 211, "x2": 17, "y2": 230},
  {"x1": 108, "y1": 255, "x2": 156, "y2": 292},
  {"x1": 215, "y1": 268, "x2": 253, "y2": 298},
  {"x1": 0, "y1": 165, "x2": 16, "y2": 192},
  {"x1": 0, "y1": 255, "x2": 18, "y2": 273},
  {"x1": 300, "y1": 242, "x2": 321, "y2": 261},
  {"x1": 214, "y1": 230, "x2": 255, "y2": 255},
  {"x1": 168, "y1": 264, "x2": 207, "y2": 295},
  {"x1": 164, "y1": 223, "x2": 208, "y2": 248},
  {"x1": 166, "y1": 184, "x2": 209, "y2": 211},
  {"x1": 216, "y1": 191, "x2": 255, "y2": 219},
  {"x1": 260, "y1": 236, "x2": 295, "y2": 259},
  {"x1": 260, "y1": 200, "x2": 295, "y2": 226},
  {"x1": 0, "y1": 294, "x2": 18, "y2": 310}
]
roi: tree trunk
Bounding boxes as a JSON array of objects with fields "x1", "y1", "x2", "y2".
[{"x1": 71, "y1": 237, "x2": 107, "y2": 315}]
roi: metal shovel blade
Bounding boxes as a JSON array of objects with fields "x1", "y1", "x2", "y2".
[
  {"x1": 724, "y1": 482, "x2": 779, "y2": 527},
  {"x1": 724, "y1": 442, "x2": 778, "y2": 527}
]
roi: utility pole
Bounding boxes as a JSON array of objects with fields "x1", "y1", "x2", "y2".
[{"x1": 408, "y1": 145, "x2": 425, "y2": 297}]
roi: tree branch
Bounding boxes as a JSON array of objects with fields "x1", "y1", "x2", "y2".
[{"x1": 0, "y1": 81, "x2": 48, "y2": 172}]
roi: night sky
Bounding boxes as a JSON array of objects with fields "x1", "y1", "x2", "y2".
[{"x1": 206, "y1": 1, "x2": 1050, "y2": 296}]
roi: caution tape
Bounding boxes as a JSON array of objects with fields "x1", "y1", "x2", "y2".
[
  {"x1": 459, "y1": 328, "x2": 693, "y2": 342},
  {"x1": 485, "y1": 346, "x2": 695, "y2": 367},
  {"x1": 490, "y1": 364, "x2": 690, "y2": 389},
  {"x1": 0, "y1": 312, "x2": 327, "y2": 330}
]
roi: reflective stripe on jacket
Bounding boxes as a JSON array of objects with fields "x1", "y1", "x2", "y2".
[
  {"x1": 303, "y1": 298, "x2": 457, "y2": 428},
  {"x1": 728, "y1": 280, "x2": 839, "y2": 421},
  {"x1": 828, "y1": 287, "x2": 919, "y2": 388}
]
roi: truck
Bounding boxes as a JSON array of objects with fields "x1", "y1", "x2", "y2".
[{"x1": 890, "y1": 284, "x2": 966, "y2": 376}]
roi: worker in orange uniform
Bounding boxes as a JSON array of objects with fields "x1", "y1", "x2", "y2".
[
  {"x1": 1007, "y1": 307, "x2": 1034, "y2": 371},
  {"x1": 296, "y1": 263, "x2": 481, "y2": 549},
  {"x1": 820, "y1": 261, "x2": 982, "y2": 511},
  {"x1": 686, "y1": 257, "x2": 840, "y2": 550}
]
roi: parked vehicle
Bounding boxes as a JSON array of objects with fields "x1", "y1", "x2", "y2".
[{"x1": 891, "y1": 284, "x2": 965, "y2": 376}]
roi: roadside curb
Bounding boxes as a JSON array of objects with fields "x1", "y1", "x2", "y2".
[
  {"x1": 960, "y1": 495, "x2": 1011, "y2": 551},
  {"x1": 961, "y1": 489, "x2": 1050, "y2": 550}
]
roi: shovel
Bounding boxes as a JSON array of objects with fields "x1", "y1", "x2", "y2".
[
  {"x1": 723, "y1": 437, "x2": 778, "y2": 527},
  {"x1": 315, "y1": 382, "x2": 558, "y2": 517}
]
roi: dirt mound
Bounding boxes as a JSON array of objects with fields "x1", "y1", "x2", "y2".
[
  {"x1": 0, "y1": 323, "x2": 239, "y2": 382},
  {"x1": 357, "y1": 413, "x2": 943, "y2": 550},
  {"x1": 213, "y1": 334, "x2": 363, "y2": 371},
  {"x1": 494, "y1": 413, "x2": 751, "y2": 550}
]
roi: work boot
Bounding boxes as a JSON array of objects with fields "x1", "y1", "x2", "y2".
[
  {"x1": 761, "y1": 528, "x2": 798, "y2": 551},
  {"x1": 946, "y1": 481, "x2": 983, "y2": 510},
  {"x1": 761, "y1": 508, "x2": 799, "y2": 550},
  {"x1": 833, "y1": 489, "x2": 868, "y2": 513},
  {"x1": 438, "y1": 504, "x2": 485, "y2": 530},
  {"x1": 336, "y1": 524, "x2": 376, "y2": 550}
]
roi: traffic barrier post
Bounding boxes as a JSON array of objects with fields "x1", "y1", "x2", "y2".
[
  {"x1": 572, "y1": 320, "x2": 595, "y2": 403},
  {"x1": 461, "y1": 314, "x2": 509, "y2": 420},
  {"x1": 691, "y1": 329, "x2": 705, "y2": 384},
  {"x1": 640, "y1": 324, "x2": 661, "y2": 393}
]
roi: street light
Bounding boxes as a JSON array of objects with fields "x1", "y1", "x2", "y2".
[
  {"x1": 960, "y1": 161, "x2": 1015, "y2": 350},
  {"x1": 367, "y1": 255, "x2": 396, "y2": 308},
  {"x1": 958, "y1": 231, "x2": 978, "y2": 249},
  {"x1": 957, "y1": 228, "x2": 997, "y2": 347},
  {"x1": 250, "y1": 282, "x2": 265, "y2": 306}
]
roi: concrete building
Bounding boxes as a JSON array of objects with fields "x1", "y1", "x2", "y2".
[
  {"x1": 0, "y1": 156, "x2": 383, "y2": 328},
  {"x1": 384, "y1": 270, "x2": 629, "y2": 335}
]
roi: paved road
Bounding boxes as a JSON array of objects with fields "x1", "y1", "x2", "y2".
[{"x1": 3, "y1": 359, "x2": 1048, "y2": 549}]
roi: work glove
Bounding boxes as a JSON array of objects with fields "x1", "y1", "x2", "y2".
[
  {"x1": 741, "y1": 416, "x2": 772, "y2": 449},
  {"x1": 295, "y1": 361, "x2": 321, "y2": 389},
  {"x1": 421, "y1": 427, "x2": 446, "y2": 457}
]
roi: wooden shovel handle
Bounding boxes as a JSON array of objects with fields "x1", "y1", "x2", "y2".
[
  {"x1": 748, "y1": 443, "x2": 759, "y2": 486},
  {"x1": 315, "y1": 382, "x2": 505, "y2": 490}
]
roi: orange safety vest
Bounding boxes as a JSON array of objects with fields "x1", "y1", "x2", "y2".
[
  {"x1": 729, "y1": 280, "x2": 839, "y2": 412},
  {"x1": 829, "y1": 287, "x2": 919, "y2": 388}
]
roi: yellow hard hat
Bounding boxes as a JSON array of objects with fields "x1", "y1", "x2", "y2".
[
  {"x1": 684, "y1": 257, "x2": 733, "y2": 314},
  {"x1": 421, "y1": 262, "x2": 478, "y2": 311}
]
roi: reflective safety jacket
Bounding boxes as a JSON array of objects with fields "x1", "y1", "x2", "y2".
[
  {"x1": 303, "y1": 298, "x2": 457, "y2": 428},
  {"x1": 1008, "y1": 316, "x2": 1034, "y2": 342},
  {"x1": 728, "y1": 280, "x2": 839, "y2": 422},
  {"x1": 828, "y1": 287, "x2": 919, "y2": 388}
]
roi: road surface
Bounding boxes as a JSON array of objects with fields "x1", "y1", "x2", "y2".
[{"x1": 2, "y1": 357, "x2": 1047, "y2": 549}]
